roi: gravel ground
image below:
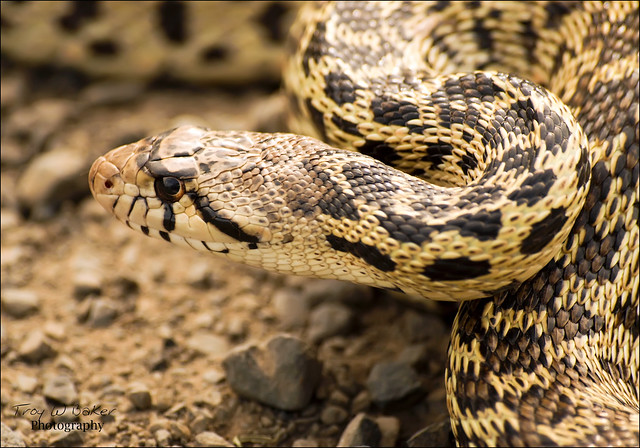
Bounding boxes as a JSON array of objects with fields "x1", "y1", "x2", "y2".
[{"x1": 1, "y1": 56, "x2": 458, "y2": 447}]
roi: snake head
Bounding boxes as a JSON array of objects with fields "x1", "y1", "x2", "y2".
[{"x1": 88, "y1": 125, "x2": 323, "y2": 261}]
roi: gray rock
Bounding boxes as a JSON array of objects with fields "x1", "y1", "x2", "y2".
[
  {"x1": 18, "y1": 330, "x2": 56, "y2": 363},
  {"x1": 1, "y1": 422, "x2": 26, "y2": 447},
  {"x1": 307, "y1": 303, "x2": 354, "y2": 343},
  {"x1": 222, "y1": 334, "x2": 322, "y2": 411},
  {"x1": 407, "y1": 418, "x2": 454, "y2": 447},
  {"x1": 43, "y1": 374, "x2": 78, "y2": 405},
  {"x1": 128, "y1": 382, "x2": 153, "y2": 410},
  {"x1": 337, "y1": 413, "x2": 382, "y2": 447},
  {"x1": 194, "y1": 431, "x2": 233, "y2": 447},
  {"x1": 1, "y1": 288, "x2": 40, "y2": 317},
  {"x1": 367, "y1": 361, "x2": 423, "y2": 406}
]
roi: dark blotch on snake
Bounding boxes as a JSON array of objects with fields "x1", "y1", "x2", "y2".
[
  {"x1": 254, "y1": 2, "x2": 289, "y2": 43},
  {"x1": 326, "y1": 234, "x2": 396, "y2": 272},
  {"x1": 159, "y1": 230, "x2": 171, "y2": 242},
  {"x1": 195, "y1": 196, "x2": 259, "y2": 243},
  {"x1": 59, "y1": 1, "x2": 98, "y2": 32},
  {"x1": 89, "y1": 40, "x2": 119, "y2": 56},
  {"x1": 324, "y1": 71, "x2": 359, "y2": 106},
  {"x1": 162, "y1": 203, "x2": 175, "y2": 232},
  {"x1": 422, "y1": 257, "x2": 491, "y2": 281},
  {"x1": 158, "y1": 1, "x2": 187, "y2": 43},
  {"x1": 507, "y1": 169, "x2": 556, "y2": 207},
  {"x1": 520, "y1": 207, "x2": 569, "y2": 254},
  {"x1": 201, "y1": 45, "x2": 228, "y2": 62}
]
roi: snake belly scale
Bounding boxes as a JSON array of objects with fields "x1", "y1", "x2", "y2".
[{"x1": 87, "y1": 2, "x2": 638, "y2": 446}]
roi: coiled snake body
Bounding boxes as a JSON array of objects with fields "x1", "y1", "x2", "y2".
[{"x1": 88, "y1": 2, "x2": 639, "y2": 446}]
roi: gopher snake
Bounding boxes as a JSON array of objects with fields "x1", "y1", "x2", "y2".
[{"x1": 87, "y1": 2, "x2": 638, "y2": 446}]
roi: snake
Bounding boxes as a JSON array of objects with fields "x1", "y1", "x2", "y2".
[{"x1": 86, "y1": 1, "x2": 638, "y2": 446}]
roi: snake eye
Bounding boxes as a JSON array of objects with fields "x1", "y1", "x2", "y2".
[{"x1": 155, "y1": 177, "x2": 184, "y2": 202}]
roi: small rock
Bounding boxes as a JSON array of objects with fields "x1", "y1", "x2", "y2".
[
  {"x1": 84, "y1": 298, "x2": 120, "y2": 327},
  {"x1": 16, "y1": 147, "x2": 88, "y2": 220},
  {"x1": 1, "y1": 422, "x2": 26, "y2": 447},
  {"x1": 376, "y1": 416, "x2": 400, "y2": 447},
  {"x1": 73, "y1": 269, "x2": 103, "y2": 299},
  {"x1": 1, "y1": 288, "x2": 40, "y2": 317},
  {"x1": 190, "y1": 413, "x2": 214, "y2": 435},
  {"x1": 222, "y1": 334, "x2": 322, "y2": 411},
  {"x1": 18, "y1": 330, "x2": 56, "y2": 363},
  {"x1": 272, "y1": 290, "x2": 311, "y2": 329},
  {"x1": 351, "y1": 390, "x2": 371, "y2": 414},
  {"x1": 128, "y1": 382, "x2": 153, "y2": 410},
  {"x1": 194, "y1": 431, "x2": 233, "y2": 447},
  {"x1": 367, "y1": 361, "x2": 423, "y2": 406},
  {"x1": 320, "y1": 404, "x2": 349, "y2": 425},
  {"x1": 43, "y1": 321, "x2": 66, "y2": 340},
  {"x1": 401, "y1": 310, "x2": 447, "y2": 343},
  {"x1": 16, "y1": 375, "x2": 38, "y2": 393},
  {"x1": 407, "y1": 418, "x2": 454, "y2": 447},
  {"x1": 307, "y1": 302, "x2": 354, "y2": 343},
  {"x1": 203, "y1": 368, "x2": 226, "y2": 384},
  {"x1": 186, "y1": 333, "x2": 230, "y2": 358},
  {"x1": 43, "y1": 374, "x2": 78, "y2": 405},
  {"x1": 337, "y1": 413, "x2": 382, "y2": 447},
  {"x1": 154, "y1": 428, "x2": 171, "y2": 446}
]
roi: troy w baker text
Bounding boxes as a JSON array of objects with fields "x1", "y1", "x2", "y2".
[{"x1": 13, "y1": 403, "x2": 117, "y2": 422}]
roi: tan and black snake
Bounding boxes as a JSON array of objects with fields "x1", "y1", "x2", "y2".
[{"x1": 83, "y1": 2, "x2": 640, "y2": 446}]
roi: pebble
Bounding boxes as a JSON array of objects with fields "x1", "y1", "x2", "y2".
[
  {"x1": 194, "y1": 431, "x2": 233, "y2": 447},
  {"x1": 43, "y1": 374, "x2": 78, "y2": 405},
  {"x1": 222, "y1": 334, "x2": 322, "y2": 411},
  {"x1": 0, "y1": 422, "x2": 25, "y2": 447},
  {"x1": 202, "y1": 368, "x2": 226, "y2": 385},
  {"x1": 18, "y1": 330, "x2": 56, "y2": 363},
  {"x1": 16, "y1": 147, "x2": 88, "y2": 220},
  {"x1": 351, "y1": 390, "x2": 371, "y2": 414},
  {"x1": 336, "y1": 413, "x2": 382, "y2": 447},
  {"x1": 307, "y1": 302, "x2": 354, "y2": 343},
  {"x1": 1, "y1": 288, "x2": 40, "y2": 317},
  {"x1": 407, "y1": 418, "x2": 454, "y2": 447},
  {"x1": 320, "y1": 404, "x2": 349, "y2": 425},
  {"x1": 366, "y1": 361, "x2": 423, "y2": 406},
  {"x1": 154, "y1": 428, "x2": 171, "y2": 446},
  {"x1": 128, "y1": 382, "x2": 153, "y2": 410},
  {"x1": 16, "y1": 375, "x2": 38, "y2": 393},
  {"x1": 73, "y1": 269, "x2": 103, "y2": 299},
  {"x1": 186, "y1": 333, "x2": 230, "y2": 358},
  {"x1": 84, "y1": 298, "x2": 120, "y2": 327}
]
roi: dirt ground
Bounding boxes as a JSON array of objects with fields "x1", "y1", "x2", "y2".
[{"x1": 0, "y1": 46, "x2": 458, "y2": 448}]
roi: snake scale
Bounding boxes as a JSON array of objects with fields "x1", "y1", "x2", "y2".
[{"x1": 83, "y1": 1, "x2": 640, "y2": 446}]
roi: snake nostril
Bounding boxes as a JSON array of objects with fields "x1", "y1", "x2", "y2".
[{"x1": 105, "y1": 180, "x2": 113, "y2": 189}]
